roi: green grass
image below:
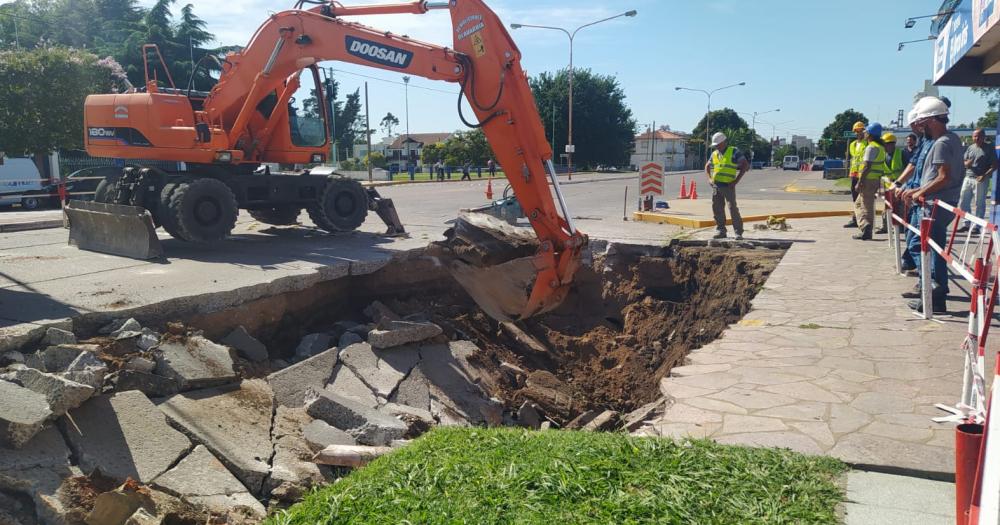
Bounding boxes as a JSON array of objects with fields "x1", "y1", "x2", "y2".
[
  {"x1": 266, "y1": 427, "x2": 847, "y2": 525},
  {"x1": 799, "y1": 323, "x2": 823, "y2": 330},
  {"x1": 834, "y1": 178, "x2": 852, "y2": 189},
  {"x1": 386, "y1": 171, "x2": 507, "y2": 182}
]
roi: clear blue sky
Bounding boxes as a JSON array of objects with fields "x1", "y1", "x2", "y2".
[{"x1": 138, "y1": 0, "x2": 988, "y2": 142}]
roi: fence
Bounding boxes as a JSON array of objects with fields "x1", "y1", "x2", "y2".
[{"x1": 883, "y1": 189, "x2": 1000, "y2": 524}]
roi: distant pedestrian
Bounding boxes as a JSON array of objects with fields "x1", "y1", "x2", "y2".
[
  {"x1": 901, "y1": 96, "x2": 965, "y2": 314},
  {"x1": 845, "y1": 121, "x2": 868, "y2": 228},
  {"x1": 461, "y1": 162, "x2": 472, "y2": 181},
  {"x1": 436, "y1": 160, "x2": 445, "y2": 181},
  {"x1": 903, "y1": 133, "x2": 918, "y2": 165},
  {"x1": 958, "y1": 128, "x2": 995, "y2": 225},
  {"x1": 705, "y1": 132, "x2": 749, "y2": 240},
  {"x1": 852, "y1": 123, "x2": 887, "y2": 240},
  {"x1": 488, "y1": 158, "x2": 497, "y2": 177}
]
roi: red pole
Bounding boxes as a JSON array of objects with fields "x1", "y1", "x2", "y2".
[{"x1": 957, "y1": 423, "x2": 986, "y2": 525}]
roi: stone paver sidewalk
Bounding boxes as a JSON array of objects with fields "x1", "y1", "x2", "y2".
[{"x1": 638, "y1": 217, "x2": 988, "y2": 476}]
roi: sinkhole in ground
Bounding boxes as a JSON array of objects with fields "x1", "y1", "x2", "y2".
[{"x1": 189, "y1": 241, "x2": 785, "y2": 424}]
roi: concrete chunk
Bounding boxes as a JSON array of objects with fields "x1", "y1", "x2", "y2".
[
  {"x1": 155, "y1": 336, "x2": 236, "y2": 391},
  {"x1": 268, "y1": 347, "x2": 338, "y2": 408},
  {"x1": 0, "y1": 380, "x2": 52, "y2": 448},
  {"x1": 0, "y1": 426, "x2": 70, "y2": 472},
  {"x1": 326, "y1": 364, "x2": 379, "y2": 407},
  {"x1": 389, "y1": 366, "x2": 431, "y2": 412},
  {"x1": 43, "y1": 344, "x2": 99, "y2": 373},
  {"x1": 363, "y1": 300, "x2": 402, "y2": 323},
  {"x1": 267, "y1": 407, "x2": 334, "y2": 502},
  {"x1": 295, "y1": 333, "x2": 333, "y2": 360},
  {"x1": 221, "y1": 326, "x2": 268, "y2": 363},
  {"x1": 378, "y1": 402, "x2": 434, "y2": 438},
  {"x1": 153, "y1": 445, "x2": 265, "y2": 517},
  {"x1": 302, "y1": 419, "x2": 356, "y2": 452},
  {"x1": 115, "y1": 370, "x2": 179, "y2": 398},
  {"x1": 110, "y1": 318, "x2": 141, "y2": 339},
  {"x1": 368, "y1": 321, "x2": 442, "y2": 349},
  {"x1": 124, "y1": 357, "x2": 156, "y2": 373},
  {"x1": 157, "y1": 380, "x2": 274, "y2": 494},
  {"x1": 42, "y1": 328, "x2": 76, "y2": 346},
  {"x1": 61, "y1": 350, "x2": 109, "y2": 392},
  {"x1": 6, "y1": 367, "x2": 95, "y2": 416},
  {"x1": 338, "y1": 331, "x2": 364, "y2": 347},
  {"x1": 420, "y1": 342, "x2": 500, "y2": 426},
  {"x1": 339, "y1": 343, "x2": 421, "y2": 399},
  {"x1": 306, "y1": 390, "x2": 407, "y2": 446},
  {"x1": 63, "y1": 391, "x2": 191, "y2": 482},
  {"x1": 582, "y1": 410, "x2": 620, "y2": 432}
]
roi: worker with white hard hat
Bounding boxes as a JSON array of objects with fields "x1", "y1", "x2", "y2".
[
  {"x1": 898, "y1": 96, "x2": 965, "y2": 314},
  {"x1": 890, "y1": 105, "x2": 937, "y2": 276},
  {"x1": 704, "y1": 132, "x2": 749, "y2": 240}
]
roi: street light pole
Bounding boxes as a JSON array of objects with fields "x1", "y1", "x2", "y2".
[
  {"x1": 675, "y1": 82, "x2": 746, "y2": 164},
  {"x1": 750, "y1": 108, "x2": 780, "y2": 163},
  {"x1": 511, "y1": 10, "x2": 638, "y2": 181},
  {"x1": 402, "y1": 76, "x2": 410, "y2": 167}
]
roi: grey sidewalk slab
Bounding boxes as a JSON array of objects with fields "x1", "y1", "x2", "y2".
[
  {"x1": 844, "y1": 471, "x2": 955, "y2": 525},
  {"x1": 641, "y1": 217, "x2": 989, "y2": 476}
]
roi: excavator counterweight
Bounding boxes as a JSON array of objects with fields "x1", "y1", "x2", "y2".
[{"x1": 70, "y1": 0, "x2": 586, "y2": 320}]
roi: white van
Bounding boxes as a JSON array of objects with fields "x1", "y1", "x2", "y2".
[
  {"x1": 782, "y1": 155, "x2": 800, "y2": 171},
  {"x1": 0, "y1": 157, "x2": 44, "y2": 209}
]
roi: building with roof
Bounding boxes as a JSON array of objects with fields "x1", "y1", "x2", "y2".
[
  {"x1": 385, "y1": 133, "x2": 453, "y2": 171},
  {"x1": 629, "y1": 130, "x2": 690, "y2": 171}
]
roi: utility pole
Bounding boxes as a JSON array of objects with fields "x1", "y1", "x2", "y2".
[
  {"x1": 650, "y1": 121, "x2": 656, "y2": 162},
  {"x1": 551, "y1": 105, "x2": 555, "y2": 150},
  {"x1": 403, "y1": 76, "x2": 410, "y2": 167},
  {"x1": 365, "y1": 82, "x2": 372, "y2": 183},
  {"x1": 13, "y1": 16, "x2": 19, "y2": 49}
]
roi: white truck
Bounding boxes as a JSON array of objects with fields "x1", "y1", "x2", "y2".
[{"x1": 0, "y1": 157, "x2": 45, "y2": 209}]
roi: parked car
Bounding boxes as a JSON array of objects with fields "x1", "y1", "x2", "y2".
[
  {"x1": 782, "y1": 156, "x2": 800, "y2": 170},
  {"x1": 810, "y1": 156, "x2": 827, "y2": 171},
  {"x1": 0, "y1": 157, "x2": 45, "y2": 209},
  {"x1": 751, "y1": 161, "x2": 765, "y2": 170}
]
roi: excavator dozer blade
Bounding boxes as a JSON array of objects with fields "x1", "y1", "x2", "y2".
[
  {"x1": 65, "y1": 200, "x2": 164, "y2": 260},
  {"x1": 431, "y1": 213, "x2": 561, "y2": 322}
]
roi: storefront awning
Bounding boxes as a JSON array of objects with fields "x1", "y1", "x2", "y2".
[{"x1": 933, "y1": 0, "x2": 1000, "y2": 86}]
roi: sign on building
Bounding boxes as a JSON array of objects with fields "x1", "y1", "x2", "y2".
[{"x1": 640, "y1": 162, "x2": 664, "y2": 197}]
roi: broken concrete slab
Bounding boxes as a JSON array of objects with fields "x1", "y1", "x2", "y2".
[
  {"x1": 267, "y1": 407, "x2": 335, "y2": 502},
  {"x1": 124, "y1": 357, "x2": 156, "y2": 374},
  {"x1": 326, "y1": 364, "x2": 379, "y2": 408},
  {"x1": 114, "y1": 370, "x2": 179, "y2": 398},
  {"x1": 623, "y1": 399, "x2": 667, "y2": 432},
  {"x1": 306, "y1": 390, "x2": 407, "y2": 446},
  {"x1": 516, "y1": 401, "x2": 541, "y2": 429},
  {"x1": 157, "y1": 380, "x2": 273, "y2": 495},
  {"x1": 390, "y1": 366, "x2": 431, "y2": 412},
  {"x1": 63, "y1": 391, "x2": 191, "y2": 483},
  {"x1": 378, "y1": 402, "x2": 434, "y2": 438},
  {"x1": 136, "y1": 329, "x2": 160, "y2": 352},
  {"x1": 86, "y1": 487, "x2": 154, "y2": 525},
  {"x1": 295, "y1": 334, "x2": 333, "y2": 360},
  {"x1": 368, "y1": 321, "x2": 443, "y2": 350},
  {"x1": 268, "y1": 347, "x2": 338, "y2": 408},
  {"x1": 152, "y1": 445, "x2": 265, "y2": 517},
  {"x1": 582, "y1": 410, "x2": 619, "y2": 432},
  {"x1": 221, "y1": 326, "x2": 268, "y2": 363},
  {"x1": 363, "y1": 301, "x2": 402, "y2": 323},
  {"x1": 303, "y1": 419, "x2": 356, "y2": 453},
  {"x1": 5, "y1": 367, "x2": 94, "y2": 416},
  {"x1": 420, "y1": 342, "x2": 501, "y2": 427},
  {"x1": 154, "y1": 336, "x2": 236, "y2": 391},
  {"x1": 0, "y1": 351, "x2": 25, "y2": 367},
  {"x1": 0, "y1": 380, "x2": 52, "y2": 448},
  {"x1": 565, "y1": 410, "x2": 599, "y2": 430},
  {"x1": 63, "y1": 351, "x2": 109, "y2": 392},
  {"x1": 42, "y1": 327, "x2": 76, "y2": 346},
  {"x1": 110, "y1": 318, "x2": 142, "y2": 339},
  {"x1": 339, "y1": 343, "x2": 421, "y2": 400},
  {"x1": 43, "y1": 344, "x2": 99, "y2": 373},
  {"x1": 0, "y1": 425, "x2": 70, "y2": 473},
  {"x1": 338, "y1": 331, "x2": 364, "y2": 347},
  {"x1": 0, "y1": 464, "x2": 79, "y2": 525}
]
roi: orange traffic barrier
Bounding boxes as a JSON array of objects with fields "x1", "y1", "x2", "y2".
[{"x1": 679, "y1": 176, "x2": 688, "y2": 199}]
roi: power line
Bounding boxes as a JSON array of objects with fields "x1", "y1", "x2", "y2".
[{"x1": 329, "y1": 68, "x2": 457, "y2": 95}]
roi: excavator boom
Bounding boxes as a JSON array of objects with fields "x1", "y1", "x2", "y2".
[{"x1": 81, "y1": 0, "x2": 586, "y2": 319}]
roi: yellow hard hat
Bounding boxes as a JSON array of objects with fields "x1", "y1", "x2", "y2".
[
  {"x1": 852, "y1": 121, "x2": 865, "y2": 132},
  {"x1": 882, "y1": 132, "x2": 896, "y2": 143}
]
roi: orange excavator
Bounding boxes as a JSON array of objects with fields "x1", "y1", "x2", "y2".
[{"x1": 67, "y1": 0, "x2": 586, "y2": 319}]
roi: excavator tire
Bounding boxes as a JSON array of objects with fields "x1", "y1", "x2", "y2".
[
  {"x1": 307, "y1": 177, "x2": 368, "y2": 233},
  {"x1": 166, "y1": 177, "x2": 238, "y2": 243},
  {"x1": 93, "y1": 172, "x2": 123, "y2": 203},
  {"x1": 249, "y1": 206, "x2": 302, "y2": 226},
  {"x1": 157, "y1": 182, "x2": 185, "y2": 240}
]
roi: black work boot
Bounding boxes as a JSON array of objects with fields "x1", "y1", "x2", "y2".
[
  {"x1": 843, "y1": 218, "x2": 859, "y2": 228},
  {"x1": 712, "y1": 231, "x2": 727, "y2": 240},
  {"x1": 852, "y1": 227, "x2": 872, "y2": 240}
]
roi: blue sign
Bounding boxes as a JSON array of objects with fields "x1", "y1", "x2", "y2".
[{"x1": 934, "y1": 0, "x2": 975, "y2": 82}]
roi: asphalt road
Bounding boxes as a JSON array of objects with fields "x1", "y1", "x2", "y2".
[{"x1": 0, "y1": 169, "x2": 841, "y2": 340}]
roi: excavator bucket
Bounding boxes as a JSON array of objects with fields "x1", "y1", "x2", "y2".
[
  {"x1": 65, "y1": 200, "x2": 164, "y2": 260},
  {"x1": 432, "y1": 213, "x2": 563, "y2": 322}
]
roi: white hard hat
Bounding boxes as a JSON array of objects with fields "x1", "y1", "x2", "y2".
[
  {"x1": 711, "y1": 132, "x2": 727, "y2": 146},
  {"x1": 911, "y1": 96, "x2": 950, "y2": 121}
]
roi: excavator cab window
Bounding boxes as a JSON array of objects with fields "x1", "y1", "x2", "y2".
[{"x1": 288, "y1": 66, "x2": 328, "y2": 148}]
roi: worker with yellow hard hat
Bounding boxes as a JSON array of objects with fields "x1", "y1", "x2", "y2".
[
  {"x1": 875, "y1": 132, "x2": 904, "y2": 235},
  {"x1": 845, "y1": 121, "x2": 868, "y2": 228}
]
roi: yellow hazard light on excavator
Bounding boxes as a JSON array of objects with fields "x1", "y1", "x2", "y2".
[
  {"x1": 214, "y1": 151, "x2": 233, "y2": 163},
  {"x1": 311, "y1": 153, "x2": 325, "y2": 164}
]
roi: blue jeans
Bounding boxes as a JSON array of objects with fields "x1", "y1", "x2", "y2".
[
  {"x1": 928, "y1": 206, "x2": 954, "y2": 295},
  {"x1": 904, "y1": 206, "x2": 921, "y2": 270}
]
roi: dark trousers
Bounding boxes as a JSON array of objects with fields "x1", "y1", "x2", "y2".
[
  {"x1": 902, "y1": 205, "x2": 920, "y2": 269},
  {"x1": 712, "y1": 184, "x2": 743, "y2": 234},
  {"x1": 461, "y1": 172, "x2": 471, "y2": 181},
  {"x1": 928, "y1": 206, "x2": 954, "y2": 295}
]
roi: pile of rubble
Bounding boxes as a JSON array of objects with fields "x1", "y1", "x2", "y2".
[{"x1": 0, "y1": 301, "x2": 515, "y2": 524}]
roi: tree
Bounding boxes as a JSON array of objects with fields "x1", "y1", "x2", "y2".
[
  {"x1": 363, "y1": 151, "x2": 386, "y2": 169},
  {"x1": 379, "y1": 112, "x2": 399, "y2": 138},
  {"x1": 773, "y1": 144, "x2": 798, "y2": 162},
  {"x1": 530, "y1": 68, "x2": 636, "y2": 168},
  {"x1": 821, "y1": 109, "x2": 867, "y2": 160},
  {"x1": 421, "y1": 142, "x2": 444, "y2": 165},
  {"x1": 0, "y1": 47, "x2": 116, "y2": 155},
  {"x1": 439, "y1": 129, "x2": 494, "y2": 166},
  {"x1": 689, "y1": 108, "x2": 752, "y2": 164},
  {"x1": 978, "y1": 111, "x2": 998, "y2": 130}
]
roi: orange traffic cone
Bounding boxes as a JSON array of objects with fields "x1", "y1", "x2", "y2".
[
  {"x1": 485, "y1": 177, "x2": 494, "y2": 200},
  {"x1": 690, "y1": 180, "x2": 698, "y2": 200},
  {"x1": 679, "y1": 176, "x2": 688, "y2": 199}
]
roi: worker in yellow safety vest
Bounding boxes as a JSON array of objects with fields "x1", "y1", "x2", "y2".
[
  {"x1": 875, "y1": 132, "x2": 904, "y2": 235},
  {"x1": 705, "y1": 132, "x2": 750, "y2": 240},
  {"x1": 845, "y1": 121, "x2": 868, "y2": 228},
  {"x1": 853, "y1": 122, "x2": 888, "y2": 240}
]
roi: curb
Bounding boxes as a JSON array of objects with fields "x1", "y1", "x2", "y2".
[
  {"x1": 360, "y1": 173, "x2": 637, "y2": 188},
  {"x1": 633, "y1": 210, "x2": 855, "y2": 228},
  {"x1": 0, "y1": 219, "x2": 64, "y2": 233},
  {"x1": 784, "y1": 183, "x2": 851, "y2": 196}
]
